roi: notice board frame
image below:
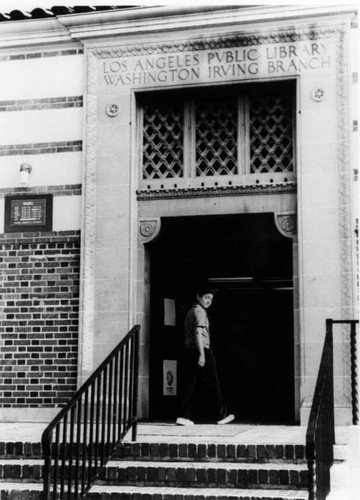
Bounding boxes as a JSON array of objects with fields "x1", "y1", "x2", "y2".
[{"x1": 5, "y1": 194, "x2": 53, "y2": 233}]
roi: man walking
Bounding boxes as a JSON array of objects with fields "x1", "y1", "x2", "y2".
[{"x1": 176, "y1": 287, "x2": 235, "y2": 426}]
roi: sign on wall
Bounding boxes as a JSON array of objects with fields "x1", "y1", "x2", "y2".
[
  {"x1": 99, "y1": 38, "x2": 335, "y2": 90},
  {"x1": 5, "y1": 194, "x2": 53, "y2": 233},
  {"x1": 163, "y1": 360, "x2": 177, "y2": 396}
]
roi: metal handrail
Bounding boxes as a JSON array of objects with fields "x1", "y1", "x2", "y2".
[
  {"x1": 306, "y1": 319, "x2": 358, "y2": 500},
  {"x1": 42, "y1": 325, "x2": 140, "y2": 500}
]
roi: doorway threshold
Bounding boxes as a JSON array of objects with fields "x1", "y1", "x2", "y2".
[{"x1": 128, "y1": 422, "x2": 308, "y2": 444}]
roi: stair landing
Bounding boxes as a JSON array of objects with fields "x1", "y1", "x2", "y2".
[
  {"x1": 127, "y1": 423, "x2": 308, "y2": 444},
  {"x1": 0, "y1": 422, "x2": 349, "y2": 446}
]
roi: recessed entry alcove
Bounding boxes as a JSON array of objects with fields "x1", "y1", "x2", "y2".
[{"x1": 147, "y1": 212, "x2": 295, "y2": 424}]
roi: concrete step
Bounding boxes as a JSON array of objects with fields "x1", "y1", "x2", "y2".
[
  {"x1": 97, "y1": 460, "x2": 308, "y2": 489},
  {"x1": 333, "y1": 443, "x2": 349, "y2": 462},
  {"x1": 116, "y1": 442, "x2": 307, "y2": 463},
  {"x1": 330, "y1": 462, "x2": 350, "y2": 489},
  {"x1": 88, "y1": 484, "x2": 309, "y2": 499}
]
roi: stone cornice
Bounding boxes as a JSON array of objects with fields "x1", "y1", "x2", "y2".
[
  {"x1": 0, "y1": 18, "x2": 74, "y2": 49},
  {"x1": 60, "y1": 5, "x2": 356, "y2": 42},
  {"x1": 0, "y1": 5, "x2": 355, "y2": 49},
  {"x1": 136, "y1": 182, "x2": 297, "y2": 201}
]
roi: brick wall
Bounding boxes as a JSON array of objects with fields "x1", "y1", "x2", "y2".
[{"x1": 0, "y1": 230, "x2": 80, "y2": 407}]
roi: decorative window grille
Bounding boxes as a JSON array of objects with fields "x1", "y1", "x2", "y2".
[
  {"x1": 140, "y1": 83, "x2": 295, "y2": 187},
  {"x1": 195, "y1": 97, "x2": 238, "y2": 176},
  {"x1": 249, "y1": 93, "x2": 294, "y2": 174},
  {"x1": 142, "y1": 102, "x2": 184, "y2": 179}
]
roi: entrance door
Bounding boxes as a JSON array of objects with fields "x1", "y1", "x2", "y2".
[{"x1": 148, "y1": 213, "x2": 295, "y2": 424}]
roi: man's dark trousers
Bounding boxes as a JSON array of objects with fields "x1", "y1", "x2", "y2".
[{"x1": 178, "y1": 348, "x2": 226, "y2": 421}]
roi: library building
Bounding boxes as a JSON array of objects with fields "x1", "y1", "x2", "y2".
[{"x1": 0, "y1": 1, "x2": 358, "y2": 447}]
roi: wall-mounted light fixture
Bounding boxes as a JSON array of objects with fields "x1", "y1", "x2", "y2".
[{"x1": 19, "y1": 163, "x2": 32, "y2": 185}]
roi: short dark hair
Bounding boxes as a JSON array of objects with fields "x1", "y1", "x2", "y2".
[{"x1": 196, "y1": 287, "x2": 216, "y2": 297}]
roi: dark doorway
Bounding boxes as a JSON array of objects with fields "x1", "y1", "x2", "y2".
[{"x1": 148, "y1": 213, "x2": 295, "y2": 424}]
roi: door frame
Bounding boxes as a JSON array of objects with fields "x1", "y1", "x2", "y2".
[{"x1": 137, "y1": 196, "x2": 299, "y2": 422}]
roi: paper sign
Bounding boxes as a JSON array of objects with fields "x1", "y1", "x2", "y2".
[
  {"x1": 163, "y1": 360, "x2": 177, "y2": 396},
  {"x1": 164, "y1": 298, "x2": 176, "y2": 326}
]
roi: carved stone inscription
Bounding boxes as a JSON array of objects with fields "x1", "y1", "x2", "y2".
[{"x1": 101, "y1": 39, "x2": 334, "y2": 89}]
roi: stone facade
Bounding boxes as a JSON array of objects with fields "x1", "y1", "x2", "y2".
[{"x1": 0, "y1": 5, "x2": 358, "y2": 425}]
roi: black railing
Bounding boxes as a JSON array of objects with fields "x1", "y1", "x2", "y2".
[
  {"x1": 306, "y1": 319, "x2": 358, "y2": 500},
  {"x1": 42, "y1": 325, "x2": 140, "y2": 500}
]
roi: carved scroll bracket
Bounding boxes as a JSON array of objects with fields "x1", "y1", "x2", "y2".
[
  {"x1": 274, "y1": 211, "x2": 296, "y2": 238},
  {"x1": 139, "y1": 218, "x2": 161, "y2": 244}
]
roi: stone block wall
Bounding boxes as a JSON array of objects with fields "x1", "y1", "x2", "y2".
[{"x1": 0, "y1": 230, "x2": 80, "y2": 407}]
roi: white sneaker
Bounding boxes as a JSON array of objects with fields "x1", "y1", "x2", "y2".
[
  {"x1": 217, "y1": 414, "x2": 235, "y2": 425},
  {"x1": 176, "y1": 417, "x2": 194, "y2": 426}
]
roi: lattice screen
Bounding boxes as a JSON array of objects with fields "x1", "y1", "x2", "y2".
[
  {"x1": 249, "y1": 93, "x2": 294, "y2": 174},
  {"x1": 141, "y1": 86, "x2": 295, "y2": 183},
  {"x1": 195, "y1": 98, "x2": 238, "y2": 176},
  {"x1": 142, "y1": 102, "x2": 184, "y2": 179}
]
